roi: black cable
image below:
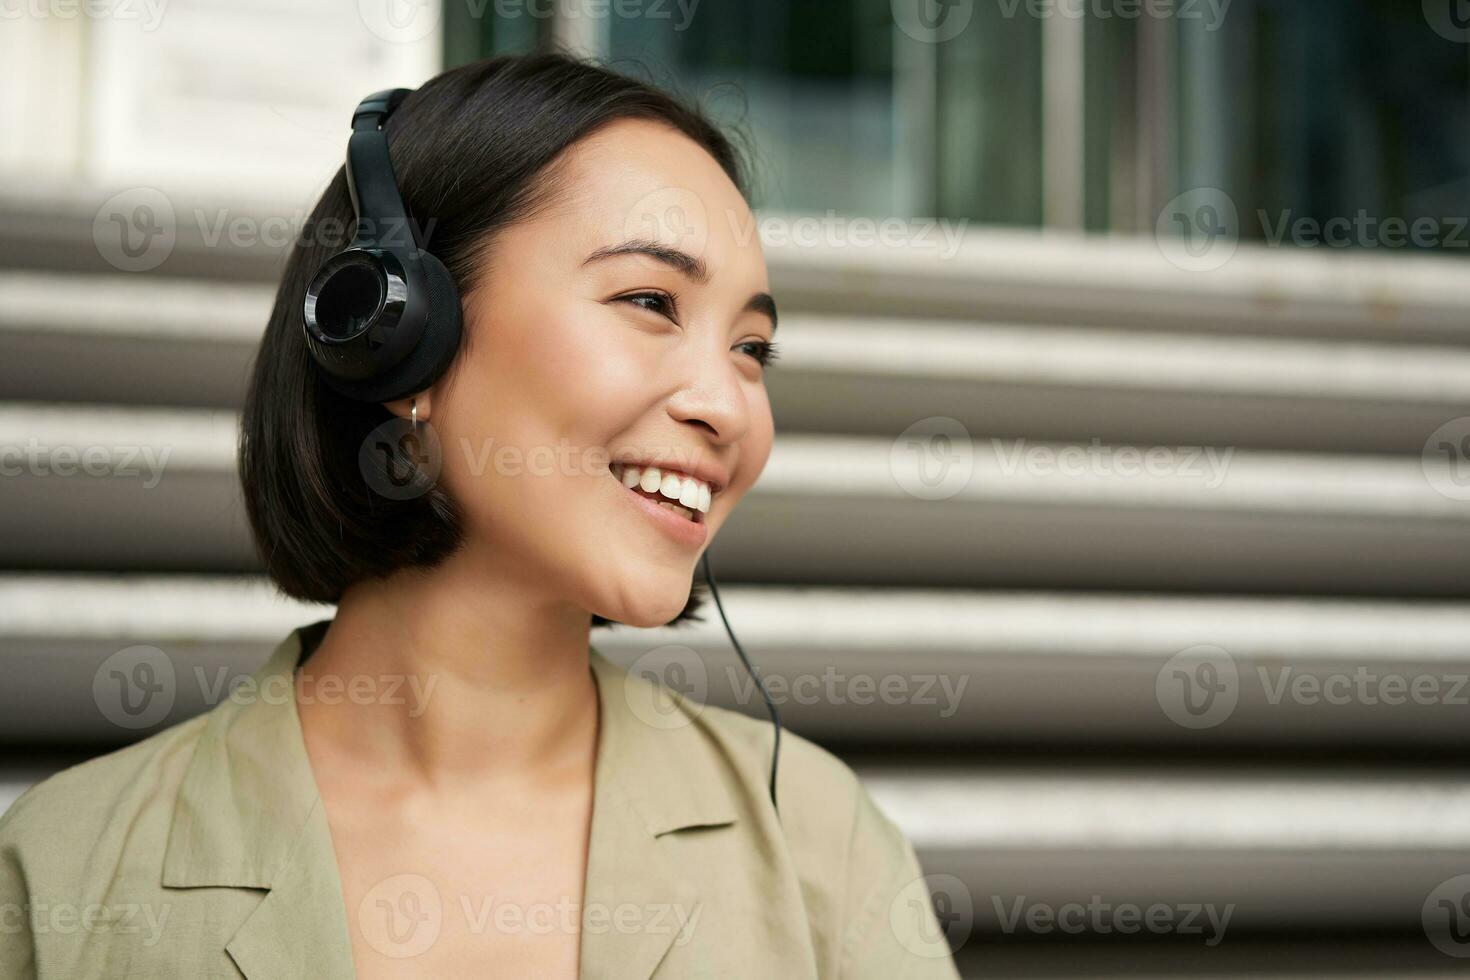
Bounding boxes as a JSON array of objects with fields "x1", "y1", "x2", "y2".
[{"x1": 700, "y1": 550, "x2": 781, "y2": 814}]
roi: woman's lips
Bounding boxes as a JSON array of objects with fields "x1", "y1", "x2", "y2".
[{"x1": 610, "y1": 469, "x2": 709, "y2": 546}]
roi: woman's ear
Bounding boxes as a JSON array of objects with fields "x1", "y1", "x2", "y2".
[{"x1": 383, "y1": 389, "x2": 434, "y2": 422}]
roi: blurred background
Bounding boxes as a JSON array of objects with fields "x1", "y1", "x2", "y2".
[{"x1": 3, "y1": 0, "x2": 1470, "y2": 976}]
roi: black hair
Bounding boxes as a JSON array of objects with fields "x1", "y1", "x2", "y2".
[{"x1": 238, "y1": 51, "x2": 751, "y2": 627}]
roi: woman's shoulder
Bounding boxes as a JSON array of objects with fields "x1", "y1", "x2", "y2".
[
  {"x1": 686, "y1": 695, "x2": 916, "y2": 874},
  {"x1": 0, "y1": 712, "x2": 208, "y2": 853},
  {"x1": 675, "y1": 692, "x2": 961, "y2": 975}
]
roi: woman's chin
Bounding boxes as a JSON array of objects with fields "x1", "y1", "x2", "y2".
[{"x1": 596, "y1": 581, "x2": 692, "y2": 629}]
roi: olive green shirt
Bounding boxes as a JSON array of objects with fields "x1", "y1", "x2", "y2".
[{"x1": 0, "y1": 623, "x2": 961, "y2": 978}]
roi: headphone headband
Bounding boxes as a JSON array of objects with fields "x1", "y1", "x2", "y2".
[
  {"x1": 346, "y1": 88, "x2": 416, "y2": 249},
  {"x1": 300, "y1": 86, "x2": 464, "y2": 403}
]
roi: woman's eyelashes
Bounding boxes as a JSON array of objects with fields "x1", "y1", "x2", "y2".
[
  {"x1": 738, "y1": 339, "x2": 781, "y2": 367},
  {"x1": 613, "y1": 290, "x2": 780, "y2": 369},
  {"x1": 616, "y1": 290, "x2": 679, "y2": 322}
]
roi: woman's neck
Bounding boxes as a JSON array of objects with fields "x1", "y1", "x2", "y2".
[{"x1": 296, "y1": 548, "x2": 599, "y2": 794}]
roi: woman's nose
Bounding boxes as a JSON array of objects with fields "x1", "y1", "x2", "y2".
[{"x1": 665, "y1": 351, "x2": 750, "y2": 445}]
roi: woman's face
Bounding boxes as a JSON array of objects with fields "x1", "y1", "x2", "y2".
[{"x1": 428, "y1": 118, "x2": 776, "y2": 627}]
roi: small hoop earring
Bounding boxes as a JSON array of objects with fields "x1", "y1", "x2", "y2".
[{"x1": 411, "y1": 398, "x2": 419, "y2": 431}]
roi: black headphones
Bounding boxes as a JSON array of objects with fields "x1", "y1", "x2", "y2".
[
  {"x1": 302, "y1": 88, "x2": 463, "y2": 403},
  {"x1": 303, "y1": 88, "x2": 784, "y2": 814}
]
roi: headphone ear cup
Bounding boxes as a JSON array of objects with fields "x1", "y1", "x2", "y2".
[
  {"x1": 325, "y1": 252, "x2": 462, "y2": 403},
  {"x1": 391, "y1": 251, "x2": 463, "y2": 397}
]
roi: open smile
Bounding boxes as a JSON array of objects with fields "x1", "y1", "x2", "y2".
[
  {"x1": 610, "y1": 462, "x2": 711, "y2": 524},
  {"x1": 609, "y1": 462, "x2": 716, "y2": 547}
]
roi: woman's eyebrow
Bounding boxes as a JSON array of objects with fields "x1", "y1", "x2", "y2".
[
  {"x1": 747, "y1": 292, "x2": 778, "y2": 333},
  {"x1": 583, "y1": 239, "x2": 710, "y2": 283},
  {"x1": 584, "y1": 238, "x2": 778, "y2": 332}
]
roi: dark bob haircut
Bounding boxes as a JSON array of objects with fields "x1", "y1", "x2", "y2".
[{"x1": 238, "y1": 51, "x2": 750, "y2": 627}]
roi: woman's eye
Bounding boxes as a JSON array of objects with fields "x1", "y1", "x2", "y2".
[
  {"x1": 617, "y1": 291, "x2": 677, "y2": 320},
  {"x1": 737, "y1": 339, "x2": 781, "y2": 368}
]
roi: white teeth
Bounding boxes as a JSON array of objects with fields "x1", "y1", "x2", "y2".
[{"x1": 614, "y1": 462, "x2": 714, "y2": 514}]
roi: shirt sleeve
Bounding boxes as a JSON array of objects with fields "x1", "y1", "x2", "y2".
[
  {"x1": 836, "y1": 785, "x2": 963, "y2": 980},
  {"x1": 0, "y1": 803, "x2": 40, "y2": 980}
]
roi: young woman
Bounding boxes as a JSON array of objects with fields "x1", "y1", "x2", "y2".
[{"x1": 0, "y1": 53, "x2": 960, "y2": 979}]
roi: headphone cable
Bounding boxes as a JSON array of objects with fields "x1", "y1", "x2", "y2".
[{"x1": 699, "y1": 550, "x2": 781, "y2": 814}]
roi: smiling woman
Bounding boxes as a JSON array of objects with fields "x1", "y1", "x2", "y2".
[{"x1": 0, "y1": 52, "x2": 959, "y2": 980}]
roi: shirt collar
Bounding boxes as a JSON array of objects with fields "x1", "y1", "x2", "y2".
[{"x1": 162, "y1": 619, "x2": 741, "y2": 890}]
